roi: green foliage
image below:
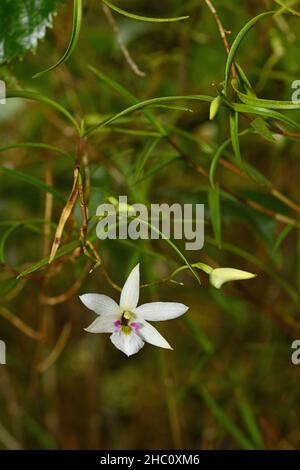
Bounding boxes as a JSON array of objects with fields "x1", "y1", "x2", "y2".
[
  {"x1": 0, "y1": 0, "x2": 64, "y2": 63},
  {"x1": 33, "y1": 0, "x2": 82, "y2": 78},
  {"x1": 1, "y1": 0, "x2": 300, "y2": 451},
  {"x1": 102, "y1": 0, "x2": 189, "y2": 23}
]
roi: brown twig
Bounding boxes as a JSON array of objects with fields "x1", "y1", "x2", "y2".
[
  {"x1": 43, "y1": 166, "x2": 54, "y2": 257},
  {"x1": 102, "y1": 3, "x2": 146, "y2": 77},
  {"x1": 167, "y1": 136, "x2": 300, "y2": 227},
  {"x1": 48, "y1": 167, "x2": 79, "y2": 264},
  {"x1": 0, "y1": 306, "x2": 42, "y2": 341},
  {"x1": 35, "y1": 323, "x2": 72, "y2": 373},
  {"x1": 204, "y1": 0, "x2": 237, "y2": 80},
  {"x1": 41, "y1": 261, "x2": 92, "y2": 305}
]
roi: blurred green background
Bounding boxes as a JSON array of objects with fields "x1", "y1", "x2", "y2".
[{"x1": 1, "y1": 0, "x2": 300, "y2": 450}]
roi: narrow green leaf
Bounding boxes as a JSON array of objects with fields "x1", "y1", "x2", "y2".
[
  {"x1": 229, "y1": 111, "x2": 267, "y2": 186},
  {"x1": 7, "y1": 90, "x2": 80, "y2": 134},
  {"x1": 0, "y1": 142, "x2": 74, "y2": 161},
  {"x1": 237, "y1": 395, "x2": 264, "y2": 449},
  {"x1": 0, "y1": 223, "x2": 45, "y2": 264},
  {"x1": 96, "y1": 214, "x2": 201, "y2": 285},
  {"x1": 242, "y1": 162, "x2": 272, "y2": 187},
  {"x1": 135, "y1": 155, "x2": 180, "y2": 184},
  {"x1": 183, "y1": 316, "x2": 214, "y2": 354},
  {"x1": 17, "y1": 240, "x2": 80, "y2": 278},
  {"x1": 233, "y1": 103, "x2": 300, "y2": 131},
  {"x1": 232, "y1": 78, "x2": 300, "y2": 109},
  {"x1": 88, "y1": 64, "x2": 166, "y2": 135},
  {"x1": 132, "y1": 138, "x2": 161, "y2": 183},
  {"x1": 0, "y1": 166, "x2": 66, "y2": 203},
  {"x1": 102, "y1": 0, "x2": 189, "y2": 22},
  {"x1": 101, "y1": 127, "x2": 162, "y2": 137},
  {"x1": 129, "y1": 217, "x2": 201, "y2": 285},
  {"x1": 33, "y1": 0, "x2": 82, "y2": 78},
  {"x1": 208, "y1": 185, "x2": 222, "y2": 248},
  {"x1": 84, "y1": 94, "x2": 213, "y2": 136},
  {"x1": 149, "y1": 104, "x2": 194, "y2": 112},
  {"x1": 274, "y1": 0, "x2": 300, "y2": 15},
  {"x1": 273, "y1": 224, "x2": 293, "y2": 252},
  {"x1": 225, "y1": 11, "x2": 275, "y2": 91},
  {"x1": 235, "y1": 63, "x2": 256, "y2": 96},
  {"x1": 200, "y1": 388, "x2": 256, "y2": 450},
  {"x1": 0, "y1": 224, "x2": 19, "y2": 264},
  {"x1": 250, "y1": 118, "x2": 276, "y2": 142},
  {"x1": 230, "y1": 111, "x2": 243, "y2": 166},
  {"x1": 209, "y1": 130, "x2": 250, "y2": 189},
  {"x1": 209, "y1": 138, "x2": 232, "y2": 189}
]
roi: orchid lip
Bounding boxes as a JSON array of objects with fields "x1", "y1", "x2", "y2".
[{"x1": 114, "y1": 319, "x2": 141, "y2": 333}]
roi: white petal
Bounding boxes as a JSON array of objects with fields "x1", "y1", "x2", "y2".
[
  {"x1": 209, "y1": 268, "x2": 257, "y2": 289},
  {"x1": 135, "y1": 302, "x2": 188, "y2": 321},
  {"x1": 84, "y1": 315, "x2": 116, "y2": 333},
  {"x1": 120, "y1": 264, "x2": 140, "y2": 310},
  {"x1": 139, "y1": 321, "x2": 172, "y2": 350},
  {"x1": 79, "y1": 294, "x2": 119, "y2": 316},
  {"x1": 110, "y1": 331, "x2": 144, "y2": 357}
]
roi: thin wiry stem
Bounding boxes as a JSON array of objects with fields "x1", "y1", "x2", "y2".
[
  {"x1": 204, "y1": 0, "x2": 237, "y2": 80},
  {"x1": 166, "y1": 136, "x2": 300, "y2": 227},
  {"x1": 35, "y1": 323, "x2": 72, "y2": 373},
  {"x1": 102, "y1": 3, "x2": 146, "y2": 77}
]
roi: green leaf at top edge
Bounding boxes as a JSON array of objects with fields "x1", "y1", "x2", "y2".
[{"x1": 0, "y1": 0, "x2": 65, "y2": 64}]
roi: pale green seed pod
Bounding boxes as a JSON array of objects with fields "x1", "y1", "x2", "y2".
[{"x1": 209, "y1": 95, "x2": 221, "y2": 120}]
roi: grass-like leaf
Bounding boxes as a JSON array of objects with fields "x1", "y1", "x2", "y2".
[
  {"x1": 0, "y1": 166, "x2": 66, "y2": 203},
  {"x1": 232, "y1": 78, "x2": 300, "y2": 109},
  {"x1": 7, "y1": 90, "x2": 81, "y2": 134},
  {"x1": 33, "y1": 0, "x2": 82, "y2": 78},
  {"x1": 229, "y1": 111, "x2": 243, "y2": 167},
  {"x1": 0, "y1": 222, "x2": 45, "y2": 264},
  {"x1": 208, "y1": 185, "x2": 222, "y2": 248},
  {"x1": 225, "y1": 11, "x2": 275, "y2": 91},
  {"x1": 132, "y1": 138, "x2": 161, "y2": 183},
  {"x1": 88, "y1": 65, "x2": 166, "y2": 134},
  {"x1": 102, "y1": 0, "x2": 189, "y2": 23},
  {"x1": 200, "y1": 388, "x2": 256, "y2": 450},
  {"x1": 17, "y1": 240, "x2": 80, "y2": 278},
  {"x1": 0, "y1": 143, "x2": 74, "y2": 161},
  {"x1": 233, "y1": 103, "x2": 300, "y2": 131},
  {"x1": 84, "y1": 94, "x2": 213, "y2": 136}
]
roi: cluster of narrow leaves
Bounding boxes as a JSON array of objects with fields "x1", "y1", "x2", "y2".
[
  {"x1": 1, "y1": 0, "x2": 300, "y2": 451},
  {"x1": 2, "y1": 3, "x2": 300, "y2": 298}
]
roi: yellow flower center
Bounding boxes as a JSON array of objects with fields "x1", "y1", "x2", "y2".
[
  {"x1": 121, "y1": 325, "x2": 132, "y2": 335},
  {"x1": 119, "y1": 310, "x2": 134, "y2": 334}
]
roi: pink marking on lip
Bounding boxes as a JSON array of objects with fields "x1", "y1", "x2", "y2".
[
  {"x1": 114, "y1": 320, "x2": 121, "y2": 331},
  {"x1": 131, "y1": 322, "x2": 141, "y2": 331}
]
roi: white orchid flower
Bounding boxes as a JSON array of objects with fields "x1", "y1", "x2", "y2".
[
  {"x1": 79, "y1": 264, "x2": 189, "y2": 357},
  {"x1": 209, "y1": 267, "x2": 256, "y2": 289}
]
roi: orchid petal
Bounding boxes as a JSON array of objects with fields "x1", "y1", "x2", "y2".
[
  {"x1": 79, "y1": 294, "x2": 119, "y2": 316},
  {"x1": 120, "y1": 264, "x2": 140, "y2": 310},
  {"x1": 139, "y1": 321, "x2": 172, "y2": 350},
  {"x1": 110, "y1": 330, "x2": 144, "y2": 356},
  {"x1": 135, "y1": 302, "x2": 188, "y2": 321},
  {"x1": 84, "y1": 314, "x2": 117, "y2": 333}
]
